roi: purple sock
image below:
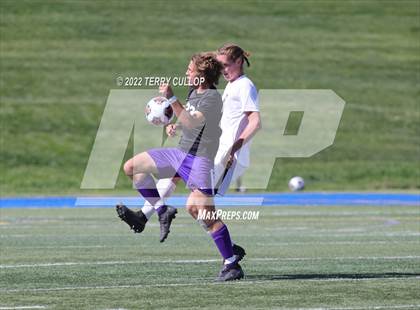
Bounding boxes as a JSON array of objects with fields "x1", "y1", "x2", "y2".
[
  {"x1": 211, "y1": 224, "x2": 234, "y2": 261},
  {"x1": 155, "y1": 205, "x2": 167, "y2": 216},
  {"x1": 136, "y1": 174, "x2": 161, "y2": 207}
]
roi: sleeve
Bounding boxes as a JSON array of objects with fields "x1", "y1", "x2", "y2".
[
  {"x1": 240, "y1": 82, "x2": 259, "y2": 113},
  {"x1": 196, "y1": 90, "x2": 222, "y2": 121}
]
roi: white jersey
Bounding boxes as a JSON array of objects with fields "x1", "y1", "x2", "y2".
[{"x1": 218, "y1": 75, "x2": 259, "y2": 168}]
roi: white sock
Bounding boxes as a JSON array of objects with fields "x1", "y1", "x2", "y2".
[
  {"x1": 224, "y1": 255, "x2": 237, "y2": 265},
  {"x1": 141, "y1": 202, "x2": 155, "y2": 220},
  {"x1": 156, "y1": 178, "x2": 177, "y2": 199},
  {"x1": 141, "y1": 178, "x2": 177, "y2": 216},
  {"x1": 152, "y1": 198, "x2": 164, "y2": 211}
]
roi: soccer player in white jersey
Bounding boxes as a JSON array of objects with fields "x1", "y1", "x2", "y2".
[
  {"x1": 213, "y1": 43, "x2": 261, "y2": 194},
  {"x1": 120, "y1": 44, "x2": 261, "y2": 244}
]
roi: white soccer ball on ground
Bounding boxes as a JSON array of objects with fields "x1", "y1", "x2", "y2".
[
  {"x1": 145, "y1": 96, "x2": 174, "y2": 126},
  {"x1": 288, "y1": 176, "x2": 305, "y2": 192}
]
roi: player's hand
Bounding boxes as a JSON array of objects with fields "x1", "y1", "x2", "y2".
[
  {"x1": 166, "y1": 124, "x2": 177, "y2": 137},
  {"x1": 226, "y1": 153, "x2": 234, "y2": 169},
  {"x1": 222, "y1": 152, "x2": 234, "y2": 170},
  {"x1": 225, "y1": 139, "x2": 243, "y2": 169},
  {"x1": 159, "y1": 83, "x2": 174, "y2": 99}
]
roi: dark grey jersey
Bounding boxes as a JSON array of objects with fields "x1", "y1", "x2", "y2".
[{"x1": 178, "y1": 88, "x2": 222, "y2": 159}]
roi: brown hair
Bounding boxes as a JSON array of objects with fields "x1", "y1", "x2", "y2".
[
  {"x1": 191, "y1": 52, "x2": 223, "y2": 86},
  {"x1": 217, "y1": 43, "x2": 250, "y2": 67}
]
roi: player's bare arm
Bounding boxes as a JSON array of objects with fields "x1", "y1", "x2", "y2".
[
  {"x1": 159, "y1": 83, "x2": 205, "y2": 129},
  {"x1": 226, "y1": 111, "x2": 261, "y2": 168}
]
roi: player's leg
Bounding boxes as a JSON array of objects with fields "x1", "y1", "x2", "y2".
[
  {"x1": 235, "y1": 176, "x2": 247, "y2": 192},
  {"x1": 141, "y1": 177, "x2": 179, "y2": 220},
  {"x1": 117, "y1": 151, "x2": 171, "y2": 234},
  {"x1": 231, "y1": 163, "x2": 247, "y2": 192},
  {"x1": 123, "y1": 151, "x2": 164, "y2": 207},
  {"x1": 145, "y1": 148, "x2": 194, "y2": 242},
  {"x1": 214, "y1": 156, "x2": 248, "y2": 196},
  {"x1": 212, "y1": 158, "x2": 247, "y2": 260},
  {"x1": 213, "y1": 147, "x2": 240, "y2": 195},
  {"x1": 120, "y1": 177, "x2": 178, "y2": 235},
  {"x1": 139, "y1": 201, "x2": 155, "y2": 221},
  {"x1": 141, "y1": 178, "x2": 176, "y2": 220},
  {"x1": 186, "y1": 190, "x2": 244, "y2": 281}
]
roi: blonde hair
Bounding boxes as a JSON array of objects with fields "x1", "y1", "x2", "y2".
[{"x1": 217, "y1": 43, "x2": 250, "y2": 67}]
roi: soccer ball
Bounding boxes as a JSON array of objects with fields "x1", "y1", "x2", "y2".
[
  {"x1": 145, "y1": 96, "x2": 174, "y2": 126},
  {"x1": 288, "y1": 176, "x2": 305, "y2": 192}
]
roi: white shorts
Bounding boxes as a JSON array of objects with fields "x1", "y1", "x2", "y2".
[{"x1": 213, "y1": 149, "x2": 248, "y2": 196}]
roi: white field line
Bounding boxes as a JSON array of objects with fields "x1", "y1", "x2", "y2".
[
  {"x1": 285, "y1": 306, "x2": 420, "y2": 310},
  {"x1": 1, "y1": 256, "x2": 420, "y2": 269},
  {"x1": 0, "y1": 307, "x2": 46, "y2": 310},
  {"x1": 261, "y1": 240, "x2": 420, "y2": 246},
  {"x1": 1, "y1": 278, "x2": 419, "y2": 294},
  {"x1": 270, "y1": 211, "x2": 420, "y2": 216},
  {"x1": 0, "y1": 259, "x2": 218, "y2": 269},
  {"x1": 229, "y1": 232, "x2": 420, "y2": 238},
  {"x1": 2, "y1": 232, "x2": 420, "y2": 239},
  {"x1": 2, "y1": 240, "x2": 420, "y2": 250},
  {"x1": 326, "y1": 305, "x2": 420, "y2": 310},
  {"x1": 286, "y1": 306, "x2": 420, "y2": 310},
  {"x1": 0, "y1": 303, "x2": 418, "y2": 310}
]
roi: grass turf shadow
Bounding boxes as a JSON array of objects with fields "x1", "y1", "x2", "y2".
[{"x1": 244, "y1": 272, "x2": 420, "y2": 281}]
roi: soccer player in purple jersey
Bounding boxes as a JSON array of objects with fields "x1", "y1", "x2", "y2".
[
  {"x1": 132, "y1": 44, "x2": 260, "y2": 241},
  {"x1": 116, "y1": 52, "x2": 244, "y2": 281}
]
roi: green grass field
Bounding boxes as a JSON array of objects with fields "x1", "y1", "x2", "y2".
[
  {"x1": 1, "y1": 0, "x2": 419, "y2": 195},
  {"x1": 1, "y1": 1, "x2": 419, "y2": 309},
  {"x1": 1, "y1": 205, "x2": 419, "y2": 309}
]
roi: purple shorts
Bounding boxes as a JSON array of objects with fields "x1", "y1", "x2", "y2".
[{"x1": 147, "y1": 147, "x2": 214, "y2": 196}]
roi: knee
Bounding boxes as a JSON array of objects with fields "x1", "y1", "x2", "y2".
[
  {"x1": 123, "y1": 160, "x2": 133, "y2": 176},
  {"x1": 186, "y1": 204, "x2": 197, "y2": 216},
  {"x1": 132, "y1": 173, "x2": 146, "y2": 186}
]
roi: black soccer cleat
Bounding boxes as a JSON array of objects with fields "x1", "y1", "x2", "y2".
[
  {"x1": 116, "y1": 204, "x2": 148, "y2": 233},
  {"x1": 232, "y1": 244, "x2": 246, "y2": 262},
  {"x1": 158, "y1": 205, "x2": 177, "y2": 243},
  {"x1": 216, "y1": 263, "x2": 244, "y2": 282}
]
